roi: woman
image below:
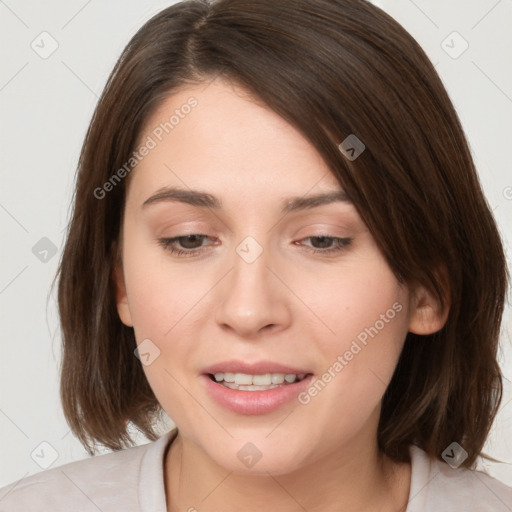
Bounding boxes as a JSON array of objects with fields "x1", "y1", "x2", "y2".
[{"x1": 1, "y1": 0, "x2": 510, "y2": 510}]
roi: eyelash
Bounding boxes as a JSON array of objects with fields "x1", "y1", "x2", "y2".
[{"x1": 157, "y1": 234, "x2": 353, "y2": 257}]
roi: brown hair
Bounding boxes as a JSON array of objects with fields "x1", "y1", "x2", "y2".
[{"x1": 54, "y1": 0, "x2": 508, "y2": 467}]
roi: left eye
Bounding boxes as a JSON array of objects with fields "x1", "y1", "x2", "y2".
[
  {"x1": 157, "y1": 234, "x2": 353, "y2": 257},
  {"x1": 297, "y1": 236, "x2": 353, "y2": 255}
]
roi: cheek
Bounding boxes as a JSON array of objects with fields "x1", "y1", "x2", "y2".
[
  {"x1": 299, "y1": 253, "x2": 409, "y2": 412},
  {"x1": 121, "y1": 234, "x2": 218, "y2": 415},
  {"x1": 121, "y1": 243, "x2": 206, "y2": 423},
  {"x1": 296, "y1": 249, "x2": 408, "y2": 352},
  {"x1": 122, "y1": 233, "x2": 208, "y2": 340}
]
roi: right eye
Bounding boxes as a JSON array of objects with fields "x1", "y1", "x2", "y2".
[{"x1": 158, "y1": 234, "x2": 214, "y2": 257}]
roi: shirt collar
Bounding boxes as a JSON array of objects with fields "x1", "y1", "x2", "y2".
[
  {"x1": 405, "y1": 444, "x2": 437, "y2": 511},
  {"x1": 138, "y1": 432, "x2": 434, "y2": 512},
  {"x1": 139, "y1": 428, "x2": 179, "y2": 512}
]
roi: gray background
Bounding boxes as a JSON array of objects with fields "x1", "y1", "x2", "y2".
[{"x1": 1, "y1": 0, "x2": 511, "y2": 489}]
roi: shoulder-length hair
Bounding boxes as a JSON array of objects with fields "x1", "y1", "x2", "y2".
[{"x1": 54, "y1": 0, "x2": 508, "y2": 466}]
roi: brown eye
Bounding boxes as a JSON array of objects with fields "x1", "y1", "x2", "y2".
[
  {"x1": 309, "y1": 236, "x2": 336, "y2": 249},
  {"x1": 298, "y1": 236, "x2": 353, "y2": 255},
  {"x1": 175, "y1": 235, "x2": 206, "y2": 249},
  {"x1": 158, "y1": 234, "x2": 212, "y2": 256}
]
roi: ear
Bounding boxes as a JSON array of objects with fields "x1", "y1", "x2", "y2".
[
  {"x1": 112, "y1": 257, "x2": 134, "y2": 328},
  {"x1": 408, "y1": 267, "x2": 450, "y2": 335}
]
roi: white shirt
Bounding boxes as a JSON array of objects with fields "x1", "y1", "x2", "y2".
[{"x1": 1, "y1": 428, "x2": 511, "y2": 511}]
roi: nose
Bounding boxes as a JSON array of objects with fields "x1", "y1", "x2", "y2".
[{"x1": 214, "y1": 240, "x2": 292, "y2": 338}]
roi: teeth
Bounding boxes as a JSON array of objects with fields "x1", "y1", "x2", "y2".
[
  {"x1": 252, "y1": 374, "x2": 271, "y2": 385},
  {"x1": 221, "y1": 382, "x2": 282, "y2": 391},
  {"x1": 271, "y1": 374, "x2": 285, "y2": 384},
  {"x1": 211, "y1": 372, "x2": 308, "y2": 386},
  {"x1": 235, "y1": 373, "x2": 254, "y2": 385}
]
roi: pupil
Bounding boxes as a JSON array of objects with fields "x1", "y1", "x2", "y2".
[
  {"x1": 313, "y1": 236, "x2": 332, "y2": 248},
  {"x1": 181, "y1": 235, "x2": 202, "y2": 249}
]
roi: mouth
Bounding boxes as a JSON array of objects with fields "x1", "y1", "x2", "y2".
[
  {"x1": 206, "y1": 372, "x2": 313, "y2": 391},
  {"x1": 200, "y1": 363, "x2": 315, "y2": 414}
]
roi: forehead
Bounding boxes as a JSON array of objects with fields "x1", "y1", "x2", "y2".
[{"x1": 126, "y1": 78, "x2": 343, "y2": 208}]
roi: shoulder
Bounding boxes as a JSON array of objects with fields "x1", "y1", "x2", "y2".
[
  {"x1": 0, "y1": 431, "x2": 174, "y2": 512},
  {"x1": 407, "y1": 444, "x2": 512, "y2": 512}
]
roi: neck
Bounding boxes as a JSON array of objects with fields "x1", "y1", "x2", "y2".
[{"x1": 164, "y1": 420, "x2": 411, "y2": 512}]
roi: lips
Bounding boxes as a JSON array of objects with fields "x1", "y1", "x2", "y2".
[
  {"x1": 199, "y1": 359, "x2": 315, "y2": 414},
  {"x1": 200, "y1": 372, "x2": 315, "y2": 414}
]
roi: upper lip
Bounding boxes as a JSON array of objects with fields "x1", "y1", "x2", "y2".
[{"x1": 202, "y1": 360, "x2": 313, "y2": 376}]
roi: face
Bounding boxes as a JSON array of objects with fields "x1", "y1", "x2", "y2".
[{"x1": 114, "y1": 78, "x2": 438, "y2": 475}]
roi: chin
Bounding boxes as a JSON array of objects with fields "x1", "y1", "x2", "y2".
[{"x1": 203, "y1": 434, "x2": 310, "y2": 476}]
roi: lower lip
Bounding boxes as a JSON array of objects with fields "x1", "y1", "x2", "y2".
[{"x1": 200, "y1": 374, "x2": 314, "y2": 415}]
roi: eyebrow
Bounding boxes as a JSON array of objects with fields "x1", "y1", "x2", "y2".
[{"x1": 141, "y1": 186, "x2": 351, "y2": 214}]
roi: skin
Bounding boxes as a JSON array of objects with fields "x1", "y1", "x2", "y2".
[{"x1": 114, "y1": 77, "x2": 449, "y2": 512}]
